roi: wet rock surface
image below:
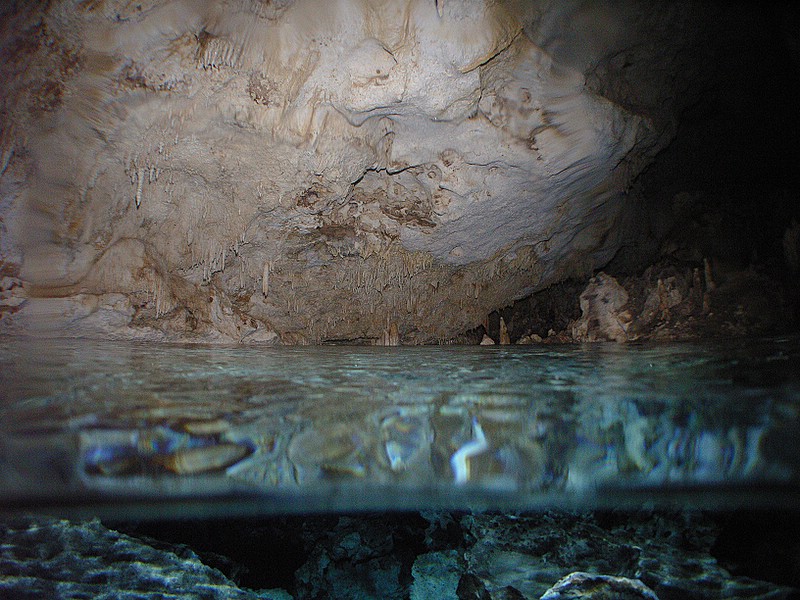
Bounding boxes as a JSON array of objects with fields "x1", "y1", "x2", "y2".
[
  {"x1": 538, "y1": 572, "x2": 659, "y2": 600},
  {"x1": 4, "y1": 510, "x2": 797, "y2": 600},
  {"x1": 0, "y1": 517, "x2": 288, "y2": 599}
]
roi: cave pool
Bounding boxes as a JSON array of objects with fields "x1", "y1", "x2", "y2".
[{"x1": 1, "y1": 335, "x2": 798, "y2": 519}]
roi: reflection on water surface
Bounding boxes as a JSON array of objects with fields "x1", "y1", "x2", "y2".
[{"x1": 1, "y1": 336, "x2": 799, "y2": 517}]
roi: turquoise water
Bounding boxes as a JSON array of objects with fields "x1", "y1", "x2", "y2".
[{"x1": 1, "y1": 335, "x2": 799, "y2": 518}]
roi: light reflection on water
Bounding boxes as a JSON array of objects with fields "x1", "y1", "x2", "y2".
[{"x1": 1, "y1": 336, "x2": 799, "y2": 516}]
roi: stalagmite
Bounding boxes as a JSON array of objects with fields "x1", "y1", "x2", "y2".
[
  {"x1": 480, "y1": 334, "x2": 495, "y2": 345},
  {"x1": 377, "y1": 322, "x2": 400, "y2": 346},
  {"x1": 499, "y1": 317, "x2": 510, "y2": 345},
  {"x1": 388, "y1": 322, "x2": 400, "y2": 346}
]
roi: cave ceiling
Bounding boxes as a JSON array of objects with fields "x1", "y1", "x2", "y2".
[{"x1": 0, "y1": 0, "x2": 724, "y2": 343}]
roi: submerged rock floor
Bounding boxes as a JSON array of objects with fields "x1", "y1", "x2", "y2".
[{"x1": 2, "y1": 510, "x2": 798, "y2": 599}]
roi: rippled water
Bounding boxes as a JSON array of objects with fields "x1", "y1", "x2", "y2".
[{"x1": 1, "y1": 336, "x2": 799, "y2": 518}]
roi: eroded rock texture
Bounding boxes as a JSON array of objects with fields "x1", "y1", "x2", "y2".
[
  {"x1": 97, "y1": 510, "x2": 800, "y2": 599},
  {"x1": 0, "y1": 0, "x2": 713, "y2": 343},
  {"x1": 0, "y1": 517, "x2": 289, "y2": 599}
]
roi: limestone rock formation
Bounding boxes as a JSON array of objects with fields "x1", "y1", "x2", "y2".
[
  {"x1": 0, "y1": 0, "x2": 714, "y2": 343},
  {"x1": 498, "y1": 316, "x2": 510, "y2": 345},
  {"x1": 539, "y1": 572, "x2": 659, "y2": 600},
  {"x1": 558, "y1": 261, "x2": 790, "y2": 344},
  {"x1": 3, "y1": 511, "x2": 798, "y2": 598},
  {"x1": 571, "y1": 272, "x2": 631, "y2": 343},
  {"x1": 0, "y1": 517, "x2": 289, "y2": 599}
]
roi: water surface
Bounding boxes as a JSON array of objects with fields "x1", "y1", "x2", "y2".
[{"x1": 1, "y1": 336, "x2": 799, "y2": 518}]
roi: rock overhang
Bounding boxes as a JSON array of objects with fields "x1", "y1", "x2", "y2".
[{"x1": 0, "y1": 0, "x2": 727, "y2": 343}]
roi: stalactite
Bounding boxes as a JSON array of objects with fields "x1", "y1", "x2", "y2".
[
  {"x1": 149, "y1": 275, "x2": 171, "y2": 318},
  {"x1": 134, "y1": 167, "x2": 145, "y2": 208}
]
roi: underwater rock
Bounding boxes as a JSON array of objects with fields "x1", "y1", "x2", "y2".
[
  {"x1": 21, "y1": 510, "x2": 795, "y2": 600},
  {"x1": 539, "y1": 572, "x2": 659, "y2": 600},
  {"x1": 464, "y1": 512, "x2": 633, "y2": 599},
  {"x1": 294, "y1": 515, "x2": 417, "y2": 600},
  {"x1": 0, "y1": 517, "x2": 289, "y2": 599},
  {"x1": 462, "y1": 511, "x2": 797, "y2": 600},
  {"x1": 455, "y1": 573, "x2": 494, "y2": 599},
  {"x1": 410, "y1": 550, "x2": 464, "y2": 600}
]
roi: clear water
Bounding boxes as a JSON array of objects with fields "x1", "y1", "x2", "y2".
[{"x1": 1, "y1": 335, "x2": 799, "y2": 519}]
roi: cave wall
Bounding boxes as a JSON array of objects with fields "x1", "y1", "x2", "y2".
[{"x1": 0, "y1": 0, "x2": 718, "y2": 343}]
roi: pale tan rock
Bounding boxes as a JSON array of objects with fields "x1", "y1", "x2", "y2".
[
  {"x1": 388, "y1": 322, "x2": 400, "y2": 346},
  {"x1": 0, "y1": 1, "x2": 709, "y2": 343},
  {"x1": 640, "y1": 276, "x2": 685, "y2": 325},
  {"x1": 498, "y1": 317, "x2": 510, "y2": 345},
  {"x1": 377, "y1": 322, "x2": 401, "y2": 346},
  {"x1": 571, "y1": 272, "x2": 630, "y2": 343},
  {"x1": 517, "y1": 333, "x2": 544, "y2": 344},
  {"x1": 480, "y1": 334, "x2": 495, "y2": 345},
  {"x1": 0, "y1": 275, "x2": 25, "y2": 310}
]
